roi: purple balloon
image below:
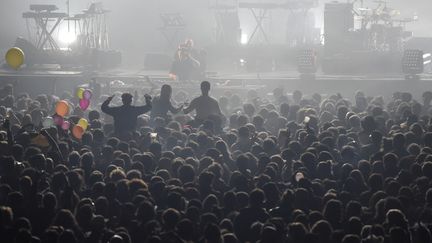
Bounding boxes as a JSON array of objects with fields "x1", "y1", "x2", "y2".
[
  {"x1": 53, "y1": 114, "x2": 64, "y2": 126},
  {"x1": 83, "y1": 89, "x2": 92, "y2": 100},
  {"x1": 61, "y1": 121, "x2": 70, "y2": 130},
  {"x1": 79, "y1": 98, "x2": 90, "y2": 111}
]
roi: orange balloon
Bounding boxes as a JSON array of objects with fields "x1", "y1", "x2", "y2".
[
  {"x1": 55, "y1": 100, "x2": 69, "y2": 117},
  {"x1": 72, "y1": 125, "x2": 85, "y2": 139}
]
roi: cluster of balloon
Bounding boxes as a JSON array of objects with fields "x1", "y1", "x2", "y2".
[
  {"x1": 5, "y1": 47, "x2": 25, "y2": 70},
  {"x1": 42, "y1": 100, "x2": 71, "y2": 130},
  {"x1": 71, "y1": 88, "x2": 93, "y2": 139},
  {"x1": 50, "y1": 100, "x2": 71, "y2": 131},
  {"x1": 76, "y1": 87, "x2": 92, "y2": 111},
  {"x1": 42, "y1": 99, "x2": 90, "y2": 140}
]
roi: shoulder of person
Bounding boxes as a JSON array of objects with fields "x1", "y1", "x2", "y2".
[
  {"x1": 209, "y1": 96, "x2": 219, "y2": 102},
  {"x1": 108, "y1": 105, "x2": 121, "y2": 110}
]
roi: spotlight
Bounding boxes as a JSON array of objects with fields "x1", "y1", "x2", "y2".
[
  {"x1": 241, "y1": 33, "x2": 248, "y2": 45},
  {"x1": 424, "y1": 53, "x2": 432, "y2": 73},
  {"x1": 58, "y1": 28, "x2": 77, "y2": 45},
  {"x1": 401, "y1": 49, "x2": 430, "y2": 80}
]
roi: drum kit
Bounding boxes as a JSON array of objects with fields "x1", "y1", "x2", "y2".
[{"x1": 354, "y1": 0, "x2": 417, "y2": 51}]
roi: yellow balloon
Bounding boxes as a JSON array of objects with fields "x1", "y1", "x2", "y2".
[
  {"x1": 76, "y1": 87, "x2": 85, "y2": 99},
  {"x1": 78, "y1": 118, "x2": 89, "y2": 130},
  {"x1": 5, "y1": 47, "x2": 24, "y2": 70}
]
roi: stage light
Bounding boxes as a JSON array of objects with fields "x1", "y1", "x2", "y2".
[
  {"x1": 424, "y1": 53, "x2": 431, "y2": 65},
  {"x1": 297, "y1": 49, "x2": 317, "y2": 75},
  {"x1": 241, "y1": 33, "x2": 248, "y2": 45},
  {"x1": 58, "y1": 29, "x2": 77, "y2": 45},
  {"x1": 423, "y1": 53, "x2": 432, "y2": 74},
  {"x1": 401, "y1": 49, "x2": 428, "y2": 80},
  {"x1": 239, "y1": 59, "x2": 246, "y2": 67}
]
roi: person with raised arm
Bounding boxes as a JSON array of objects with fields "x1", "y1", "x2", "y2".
[
  {"x1": 183, "y1": 81, "x2": 224, "y2": 127},
  {"x1": 101, "y1": 92, "x2": 152, "y2": 138}
]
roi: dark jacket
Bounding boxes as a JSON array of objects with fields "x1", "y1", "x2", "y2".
[{"x1": 101, "y1": 100, "x2": 151, "y2": 135}]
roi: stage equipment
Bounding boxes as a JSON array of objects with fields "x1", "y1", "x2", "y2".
[
  {"x1": 159, "y1": 13, "x2": 186, "y2": 48},
  {"x1": 425, "y1": 53, "x2": 432, "y2": 74},
  {"x1": 19, "y1": 2, "x2": 120, "y2": 68},
  {"x1": 30, "y1": 4, "x2": 58, "y2": 12},
  {"x1": 209, "y1": 0, "x2": 240, "y2": 45},
  {"x1": 239, "y1": 1, "x2": 317, "y2": 45},
  {"x1": 297, "y1": 49, "x2": 317, "y2": 76},
  {"x1": 23, "y1": 4, "x2": 68, "y2": 50},
  {"x1": 401, "y1": 49, "x2": 431, "y2": 80},
  {"x1": 324, "y1": 0, "x2": 416, "y2": 55},
  {"x1": 23, "y1": 2, "x2": 111, "y2": 50},
  {"x1": 322, "y1": 0, "x2": 420, "y2": 75},
  {"x1": 78, "y1": 2, "x2": 111, "y2": 50},
  {"x1": 324, "y1": 2, "x2": 354, "y2": 55}
]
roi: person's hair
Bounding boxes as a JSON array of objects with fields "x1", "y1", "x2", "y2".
[
  {"x1": 52, "y1": 209, "x2": 80, "y2": 230},
  {"x1": 177, "y1": 218, "x2": 194, "y2": 241},
  {"x1": 201, "y1": 81, "x2": 211, "y2": 94},
  {"x1": 0, "y1": 206, "x2": 13, "y2": 226},
  {"x1": 162, "y1": 208, "x2": 180, "y2": 229},
  {"x1": 311, "y1": 220, "x2": 333, "y2": 239},
  {"x1": 178, "y1": 164, "x2": 196, "y2": 184},
  {"x1": 160, "y1": 84, "x2": 172, "y2": 99},
  {"x1": 121, "y1": 93, "x2": 133, "y2": 105},
  {"x1": 249, "y1": 188, "x2": 265, "y2": 207}
]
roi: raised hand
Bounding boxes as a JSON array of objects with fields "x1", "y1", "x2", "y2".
[
  {"x1": 107, "y1": 95, "x2": 115, "y2": 102},
  {"x1": 144, "y1": 94, "x2": 152, "y2": 104}
]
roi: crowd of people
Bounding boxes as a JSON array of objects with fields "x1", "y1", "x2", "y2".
[{"x1": 1, "y1": 80, "x2": 432, "y2": 243}]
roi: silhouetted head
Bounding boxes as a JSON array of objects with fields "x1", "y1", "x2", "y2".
[
  {"x1": 160, "y1": 84, "x2": 172, "y2": 100},
  {"x1": 121, "y1": 93, "x2": 133, "y2": 105},
  {"x1": 201, "y1": 81, "x2": 211, "y2": 95},
  {"x1": 184, "y1": 39, "x2": 194, "y2": 48},
  {"x1": 370, "y1": 130, "x2": 383, "y2": 144},
  {"x1": 249, "y1": 188, "x2": 265, "y2": 208}
]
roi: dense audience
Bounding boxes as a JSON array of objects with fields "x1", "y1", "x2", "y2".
[{"x1": 1, "y1": 81, "x2": 432, "y2": 243}]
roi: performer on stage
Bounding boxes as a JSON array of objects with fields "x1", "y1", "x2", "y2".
[{"x1": 169, "y1": 39, "x2": 205, "y2": 81}]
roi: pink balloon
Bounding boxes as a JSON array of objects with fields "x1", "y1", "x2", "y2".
[
  {"x1": 61, "y1": 121, "x2": 70, "y2": 130},
  {"x1": 83, "y1": 89, "x2": 92, "y2": 100},
  {"x1": 52, "y1": 114, "x2": 64, "y2": 126},
  {"x1": 79, "y1": 99, "x2": 90, "y2": 111}
]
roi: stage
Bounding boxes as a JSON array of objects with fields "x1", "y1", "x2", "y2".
[{"x1": 0, "y1": 66, "x2": 431, "y2": 101}]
